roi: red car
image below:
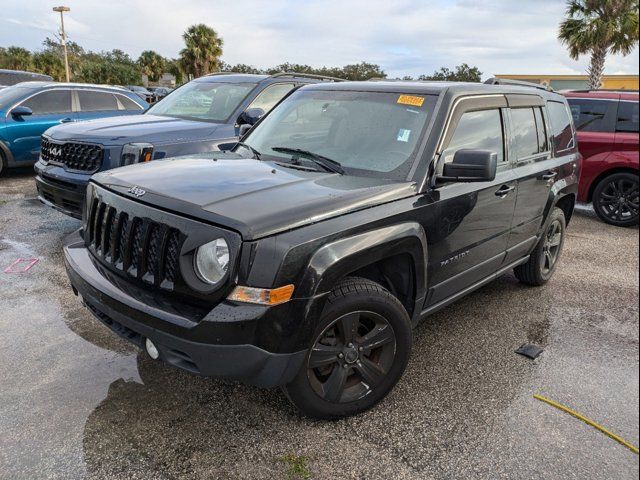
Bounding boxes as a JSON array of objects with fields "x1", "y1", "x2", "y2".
[{"x1": 564, "y1": 90, "x2": 639, "y2": 227}]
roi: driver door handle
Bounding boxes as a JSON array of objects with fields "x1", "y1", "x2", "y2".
[{"x1": 495, "y1": 185, "x2": 515, "y2": 197}]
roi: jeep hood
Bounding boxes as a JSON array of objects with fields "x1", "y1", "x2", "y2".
[
  {"x1": 46, "y1": 114, "x2": 221, "y2": 146},
  {"x1": 94, "y1": 155, "x2": 417, "y2": 240}
]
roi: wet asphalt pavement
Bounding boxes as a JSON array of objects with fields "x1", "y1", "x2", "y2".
[{"x1": 0, "y1": 169, "x2": 638, "y2": 480}]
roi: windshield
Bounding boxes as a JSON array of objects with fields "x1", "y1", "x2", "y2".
[
  {"x1": 147, "y1": 81, "x2": 257, "y2": 122},
  {"x1": 240, "y1": 89, "x2": 436, "y2": 180}
]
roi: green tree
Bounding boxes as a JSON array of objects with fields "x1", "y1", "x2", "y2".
[
  {"x1": 0, "y1": 46, "x2": 33, "y2": 71},
  {"x1": 40, "y1": 37, "x2": 85, "y2": 80},
  {"x1": 339, "y1": 62, "x2": 386, "y2": 80},
  {"x1": 166, "y1": 58, "x2": 185, "y2": 85},
  {"x1": 179, "y1": 24, "x2": 224, "y2": 78},
  {"x1": 77, "y1": 50, "x2": 141, "y2": 85},
  {"x1": 138, "y1": 50, "x2": 166, "y2": 82},
  {"x1": 559, "y1": 0, "x2": 639, "y2": 89},
  {"x1": 418, "y1": 63, "x2": 482, "y2": 82},
  {"x1": 32, "y1": 51, "x2": 66, "y2": 81}
]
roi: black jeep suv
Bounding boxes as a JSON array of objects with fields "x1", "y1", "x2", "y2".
[{"x1": 64, "y1": 79, "x2": 580, "y2": 419}]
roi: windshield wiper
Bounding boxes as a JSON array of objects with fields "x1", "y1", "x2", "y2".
[
  {"x1": 271, "y1": 147, "x2": 344, "y2": 175},
  {"x1": 236, "y1": 142, "x2": 261, "y2": 160}
]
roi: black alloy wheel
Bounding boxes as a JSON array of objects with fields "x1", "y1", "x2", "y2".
[
  {"x1": 307, "y1": 310, "x2": 396, "y2": 404},
  {"x1": 593, "y1": 173, "x2": 639, "y2": 227},
  {"x1": 540, "y1": 218, "x2": 563, "y2": 276},
  {"x1": 283, "y1": 277, "x2": 412, "y2": 419}
]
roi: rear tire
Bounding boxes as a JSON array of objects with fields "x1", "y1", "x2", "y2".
[
  {"x1": 514, "y1": 207, "x2": 566, "y2": 286},
  {"x1": 283, "y1": 277, "x2": 412, "y2": 419},
  {"x1": 592, "y1": 172, "x2": 639, "y2": 227}
]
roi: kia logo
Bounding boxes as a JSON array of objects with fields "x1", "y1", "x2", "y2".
[
  {"x1": 50, "y1": 147, "x2": 62, "y2": 157},
  {"x1": 128, "y1": 186, "x2": 146, "y2": 197}
]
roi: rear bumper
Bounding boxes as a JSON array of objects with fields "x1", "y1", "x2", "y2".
[
  {"x1": 34, "y1": 161, "x2": 88, "y2": 219},
  {"x1": 63, "y1": 233, "x2": 305, "y2": 387}
]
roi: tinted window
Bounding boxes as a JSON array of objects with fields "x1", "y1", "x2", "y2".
[
  {"x1": 616, "y1": 101, "x2": 639, "y2": 133},
  {"x1": 78, "y1": 91, "x2": 119, "y2": 112},
  {"x1": 534, "y1": 107, "x2": 549, "y2": 152},
  {"x1": 568, "y1": 98, "x2": 611, "y2": 132},
  {"x1": 442, "y1": 109, "x2": 504, "y2": 163},
  {"x1": 248, "y1": 83, "x2": 296, "y2": 112},
  {"x1": 511, "y1": 108, "x2": 539, "y2": 158},
  {"x1": 21, "y1": 90, "x2": 72, "y2": 114},
  {"x1": 547, "y1": 101, "x2": 575, "y2": 154},
  {"x1": 117, "y1": 94, "x2": 144, "y2": 111}
]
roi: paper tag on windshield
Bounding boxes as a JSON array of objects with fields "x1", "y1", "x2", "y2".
[{"x1": 397, "y1": 95, "x2": 424, "y2": 107}]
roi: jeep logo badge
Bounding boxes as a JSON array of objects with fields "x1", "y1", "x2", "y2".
[{"x1": 128, "y1": 186, "x2": 146, "y2": 197}]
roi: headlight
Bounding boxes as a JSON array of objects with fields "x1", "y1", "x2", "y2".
[
  {"x1": 121, "y1": 142, "x2": 154, "y2": 166},
  {"x1": 194, "y1": 238, "x2": 230, "y2": 285}
]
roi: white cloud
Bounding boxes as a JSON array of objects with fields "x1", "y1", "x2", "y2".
[{"x1": 0, "y1": 0, "x2": 637, "y2": 78}]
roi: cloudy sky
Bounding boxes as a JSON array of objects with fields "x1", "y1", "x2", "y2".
[{"x1": 1, "y1": 0, "x2": 638, "y2": 79}]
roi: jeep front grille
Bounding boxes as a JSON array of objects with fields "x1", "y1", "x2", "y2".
[
  {"x1": 86, "y1": 197, "x2": 184, "y2": 290},
  {"x1": 41, "y1": 137, "x2": 103, "y2": 172}
]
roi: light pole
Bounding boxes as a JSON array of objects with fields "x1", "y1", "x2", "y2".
[{"x1": 53, "y1": 6, "x2": 71, "y2": 82}]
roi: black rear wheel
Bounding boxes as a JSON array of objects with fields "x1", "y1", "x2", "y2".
[
  {"x1": 283, "y1": 277, "x2": 412, "y2": 419},
  {"x1": 514, "y1": 207, "x2": 566, "y2": 286},
  {"x1": 592, "y1": 172, "x2": 639, "y2": 227}
]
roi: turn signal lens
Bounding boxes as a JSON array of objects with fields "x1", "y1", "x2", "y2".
[{"x1": 228, "y1": 284, "x2": 294, "y2": 306}]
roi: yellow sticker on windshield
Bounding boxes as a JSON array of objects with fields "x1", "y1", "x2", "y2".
[{"x1": 397, "y1": 95, "x2": 425, "y2": 107}]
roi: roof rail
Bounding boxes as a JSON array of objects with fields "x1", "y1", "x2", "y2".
[
  {"x1": 484, "y1": 77, "x2": 553, "y2": 92},
  {"x1": 270, "y1": 72, "x2": 345, "y2": 82}
]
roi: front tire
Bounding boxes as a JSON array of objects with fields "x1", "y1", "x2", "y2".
[
  {"x1": 514, "y1": 207, "x2": 566, "y2": 286},
  {"x1": 0, "y1": 150, "x2": 6, "y2": 177},
  {"x1": 592, "y1": 172, "x2": 639, "y2": 227},
  {"x1": 283, "y1": 277, "x2": 412, "y2": 419}
]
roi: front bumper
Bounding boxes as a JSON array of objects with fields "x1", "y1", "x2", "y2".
[
  {"x1": 64, "y1": 234, "x2": 306, "y2": 387},
  {"x1": 34, "y1": 161, "x2": 89, "y2": 219}
]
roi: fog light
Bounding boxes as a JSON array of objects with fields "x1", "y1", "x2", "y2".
[{"x1": 145, "y1": 338, "x2": 159, "y2": 360}]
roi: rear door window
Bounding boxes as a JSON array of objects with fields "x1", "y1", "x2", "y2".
[
  {"x1": 616, "y1": 101, "x2": 639, "y2": 133},
  {"x1": 78, "y1": 90, "x2": 119, "y2": 112},
  {"x1": 21, "y1": 90, "x2": 72, "y2": 114},
  {"x1": 511, "y1": 108, "x2": 539, "y2": 159},
  {"x1": 442, "y1": 109, "x2": 505, "y2": 163},
  {"x1": 547, "y1": 101, "x2": 575, "y2": 154},
  {"x1": 567, "y1": 98, "x2": 613, "y2": 132}
]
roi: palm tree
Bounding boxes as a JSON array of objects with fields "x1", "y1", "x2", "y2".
[
  {"x1": 179, "y1": 24, "x2": 223, "y2": 78},
  {"x1": 138, "y1": 50, "x2": 166, "y2": 82},
  {"x1": 559, "y1": 0, "x2": 639, "y2": 89}
]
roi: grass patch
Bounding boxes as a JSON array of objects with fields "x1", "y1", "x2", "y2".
[{"x1": 279, "y1": 453, "x2": 312, "y2": 480}]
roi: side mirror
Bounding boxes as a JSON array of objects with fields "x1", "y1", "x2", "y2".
[
  {"x1": 438, "y1": 149, "x2": 497, "y2": 183},
  {"x1": 10, "y1": 106, "x2": 33, "y2": 117},
  {"x1": 236, "y1": 107, "x2": 265, "y2": 126}
]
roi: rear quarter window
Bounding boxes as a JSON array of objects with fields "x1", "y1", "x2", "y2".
[
  {"x1": 616, "y1": 101, "x2": 639, "y2": 133},
  {"x1": 547, "y1": 101, "x2": 575, "y2": 155}
]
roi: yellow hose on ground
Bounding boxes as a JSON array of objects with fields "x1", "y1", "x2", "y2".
[{"x1": 534, "y1": 394, "x2": 639, "y2": 455}]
